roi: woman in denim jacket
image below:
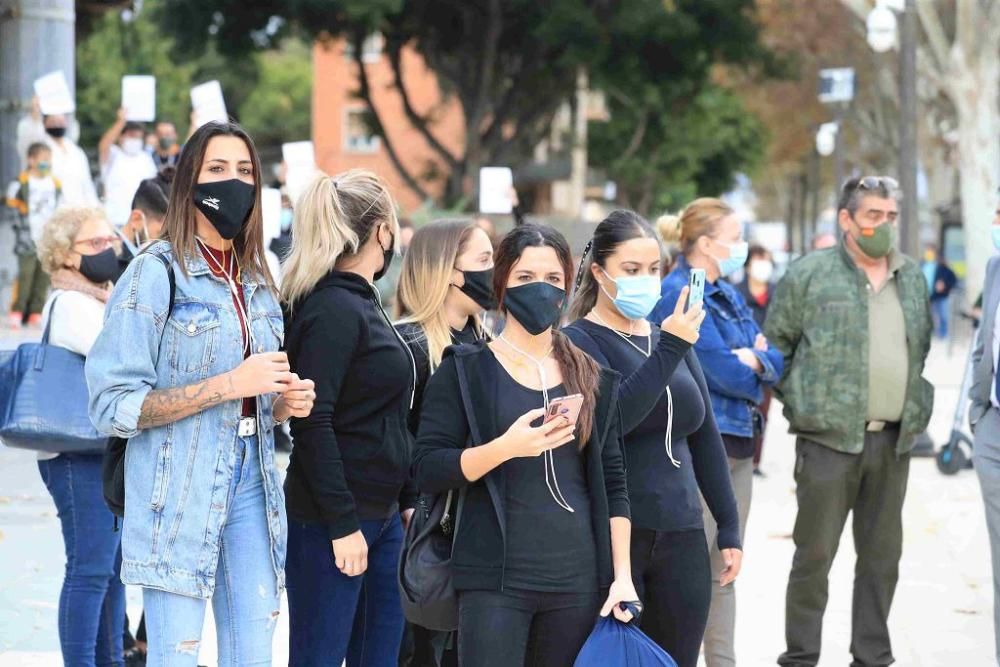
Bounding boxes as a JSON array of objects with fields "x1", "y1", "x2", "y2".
[
  {"x1": 86, "y1": 121, "x2": 315, "y2": 667},
  {"x1": 651, "y1": 198, "x2": 783, "y2": 667}
]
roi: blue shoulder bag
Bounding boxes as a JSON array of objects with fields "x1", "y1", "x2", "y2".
[{"x1": 0, "y1": 294, "x2": 106, "y2": 454}]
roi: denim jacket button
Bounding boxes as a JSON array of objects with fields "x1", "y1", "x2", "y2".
[{"x1": 187, "y1": 323, "x2": 196, "y2": 334}]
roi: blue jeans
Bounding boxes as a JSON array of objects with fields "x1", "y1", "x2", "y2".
[
  {"x1": 931, "y1": 296, "x2": 950, "y2": 338},
  {"x1": 286, "y1": 515, "x2": 405, "y2": 667},
  {"x1": 38, "y1": 453, "x2": 126, "y2": 667},
  {"x1": 142, "y1": 436, "x2": 281, "y2": 667}
]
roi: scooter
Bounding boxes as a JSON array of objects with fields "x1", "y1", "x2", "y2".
[{"x1": 936, "y1": 316, "x2": 978, "y2": 475}]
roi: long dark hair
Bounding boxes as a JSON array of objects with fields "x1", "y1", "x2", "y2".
[
  {"x1": 568, "y1": 210, "x2": 658, "y2": 321},
  {"x1": 493, "y1": 224, "x2": 601, "y2": 446},
  {"x1": 159, "y1": 121, "x2": 274, "y2": 287}
]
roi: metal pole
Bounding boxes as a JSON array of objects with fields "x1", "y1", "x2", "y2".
[
  {"x1": 898, "y1": 0, "x2": 919, "y2": 259},
  {"x1": 833, "y1": 105, "x2": 846, "y2": 197},
  {"x1": 0, "y1": 0, "x2": 76, "y2": 308}
]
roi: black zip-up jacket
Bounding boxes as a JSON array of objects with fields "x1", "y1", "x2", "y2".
[
  {"x1": 284, "y1": 270, "x2": 417, "y2": 540},
  {"x1": 413, "y1": 342, "x2": 630, "y2": 592},
  {"x1": 395, "y1": 319, "x2": 484, "y2": 436}
]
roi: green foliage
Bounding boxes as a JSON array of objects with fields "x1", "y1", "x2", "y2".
[
  {"x1": 587, "y1": 0, "x2": 771, "y2": 215},
  {"x1": 148, "y1": 0, "x2": 773, "y2": 209},
  {"x1": 76, "y1": 1, "x2": 310, "y2": 151},
  {"x1": 591, "y1": 85, "x2": 766, "y2": 214},
  {"x1": 76, "y1": 2, "x2": 196, "y2": 147},
  {"x1": 238, "y1": 41, "x2": 313, "y2": 147}
]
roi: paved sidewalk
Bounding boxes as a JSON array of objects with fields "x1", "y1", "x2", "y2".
[{"x1": 0, "y1": 331, "x2": 994, "y2": 665}]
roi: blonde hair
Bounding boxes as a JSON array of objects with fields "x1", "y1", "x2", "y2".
[
  {"x1": 37, "y1": 206, "x2": 109, "y2": 274},
  {"x1": 281, "y1": 169, "x2": 399, "y2": 307},
  {"x1": 657, "y1": 197, "x2": 734, "y2": 256},
  {"x1": 396, "y1": 220, "x2": 482, "y2": 371}
]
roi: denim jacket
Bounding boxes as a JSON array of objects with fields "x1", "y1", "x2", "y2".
[
  {"x1": 650, "y1": 256, "x2": 783, "y2": 438},
  {"x1": 86, "y1": 241, "x2": 287, "y2": 599}
]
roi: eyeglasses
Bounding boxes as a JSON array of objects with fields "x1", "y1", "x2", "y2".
[
  {"x1": 855, "y1": 176, "x2": 899, "y2": 193},
  {"x1": 73, "y1": 236, "x2": 120, "y2": 252}
]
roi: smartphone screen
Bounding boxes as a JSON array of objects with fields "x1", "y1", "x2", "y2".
[
  {"x1": 688, "y1": 269, "x2": 706, "y2": 310},
  {"x1": 543, "y1": 394, "x2": 584, "y2": 426}
]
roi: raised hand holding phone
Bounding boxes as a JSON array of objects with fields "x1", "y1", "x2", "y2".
[{"x1": 659, "y1": 285, "x2": 704, "y2": 344}]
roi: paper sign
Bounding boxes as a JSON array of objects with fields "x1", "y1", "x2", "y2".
[
  {"x1": 479, "y1": 167, "x2": 514, "y2": 214},
  {"x1": 261, "y1": 187, "x2": 283, "y2": 244},
  {"x1": 34, "y1": 71, "x2": 75, "y2": 115},
  {"x1": 282, "y1": 141, "x2": 317, "y2": 204},
  {"x1": 121, "y1": 75, "x2": 156, "y2": 122},
  {"x1": 190, "y1": 80, "x2": 228, "y2": 127}
]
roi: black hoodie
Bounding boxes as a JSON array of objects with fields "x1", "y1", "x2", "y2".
[{"x1": 284, "y1": 270, "x2": 417, "y2": 540}]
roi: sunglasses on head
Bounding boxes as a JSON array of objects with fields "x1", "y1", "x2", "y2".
[{"x1": 854, "y1": 176, "x2": 899, "y2": 193}]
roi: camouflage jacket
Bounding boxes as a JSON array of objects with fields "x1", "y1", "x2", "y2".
[{"x1": 765, "y1": 239, "x2": 933, "y2": 455}]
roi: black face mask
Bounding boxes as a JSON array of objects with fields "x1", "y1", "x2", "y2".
[
  {"x1": 79, "y1": 248, "x2": 121, "y2": 285},
  {"x1": 192, "y1": 179, "x2": 255, "y2": 240},
  {"x1": 375, "y1": 229, "x2": 395, "y2": 282},
  {"x1": 457, "y1": 268, "x2": 497, "y2": 311},
  {"x1": 502, "y1": 281, "x2": 565, "y2": 335},
  {"x1": 45, "y1": 126, "x2": 67, "y2": 139}
]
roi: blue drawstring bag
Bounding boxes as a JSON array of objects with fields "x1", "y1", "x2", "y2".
[{"x1": 574, "y1": 615, "x2": 678, "y2": 667}]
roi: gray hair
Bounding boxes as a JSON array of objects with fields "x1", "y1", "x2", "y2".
[{"x1": 838, "y1": 176, "x2": 899, "y2": 215}]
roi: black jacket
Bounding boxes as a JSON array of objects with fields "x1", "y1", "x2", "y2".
[
  {"x1": 284, "y1": 270, "x2": 417, "y2": 540},
  {"x1": 396, "y1": 319, "x2": 485, "y2": 436},
  {"x1": 413, "y1": 342, "x2": 630, "y2": 592}
]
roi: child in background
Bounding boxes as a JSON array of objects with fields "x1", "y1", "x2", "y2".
[{"x1": 5, "y1": 142, "x2": 62, "y2": 328}]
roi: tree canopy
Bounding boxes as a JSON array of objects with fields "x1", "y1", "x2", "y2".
[{"x1": 152, "y1": 0, "x2": 775, "y2": 214}]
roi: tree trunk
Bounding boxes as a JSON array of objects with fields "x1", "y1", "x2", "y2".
[{"x1": 953, "y1": 47, "x2": 1000, "y2": 301}]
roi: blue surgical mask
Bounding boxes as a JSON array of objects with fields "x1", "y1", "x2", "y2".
[
  {"x1": 600, "y1": 268, "x2": 661, "y2": 320},
  {"x1": 992, "y1": 226, "x2": 1000, "y2": 252},
  {"x1": 712, "y1": 240, "x2": 749, "y2": 278}
]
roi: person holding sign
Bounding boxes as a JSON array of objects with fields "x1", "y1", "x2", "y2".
[
  {"x1": 99, "y1": 108, "x2": 158, "y2": 228},
  {"x1": 17, "y1": 95, "x2": 98, "y2": 207}
]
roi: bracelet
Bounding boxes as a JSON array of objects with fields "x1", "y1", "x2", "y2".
[{"x1": 273, "y1": 414, "x2": 289, "y2": 427}]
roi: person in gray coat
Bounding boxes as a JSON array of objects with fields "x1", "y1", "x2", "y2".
[{"x1": 969, "y1": 199, "x2": 1000, "y2": 666}]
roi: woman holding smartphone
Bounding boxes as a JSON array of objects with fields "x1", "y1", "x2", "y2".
[
  {"x1": 564, "y1": 209, "x2": 740, "y2": 667},
  {"x1": 413, "y1": 223, "x2": 637, "y2": 667},
  {"x1": 281, "y1": 170, "x2": 416, "y2": 666},
  {"x1": 652, "y1": 198, "x2": 782, "y2": 667},
  {"x1": 87, "y1": 121, "x2": 315, "y2": 666}
]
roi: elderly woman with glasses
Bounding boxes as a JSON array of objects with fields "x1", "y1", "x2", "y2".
[{"x1": 34, "y1": 206, "x2": 128, "y2": 667}]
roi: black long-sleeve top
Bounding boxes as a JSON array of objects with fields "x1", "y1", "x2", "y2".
[
  {"x1": 563, "y1": 319, "x2": 741, "y2": 550},
  {"x1": 283, "y1": 270, "x2": 416, "y2": 540},
  {"x1": 412, "y1": 343, "x2": 629, "y2": 592}
]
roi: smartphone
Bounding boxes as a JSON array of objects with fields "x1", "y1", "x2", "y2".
[
  {"x1": 543, "y1": 394, "x2": 585, "y2": 426},
  {"x1": 687, "y1": 268, "x2": 706, "y2": 311}
]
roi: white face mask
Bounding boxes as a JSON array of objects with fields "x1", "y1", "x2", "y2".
[
  {"x1": 748, "y1": 259, "x2": 774, "y2": 284},
  {"x1": 121, "y1": 137, "x2": 145, "y2": 156}
]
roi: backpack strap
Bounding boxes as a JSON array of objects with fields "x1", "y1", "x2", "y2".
[{"x1": 142, "y1": 250, "x2": 175, "y2": 319}]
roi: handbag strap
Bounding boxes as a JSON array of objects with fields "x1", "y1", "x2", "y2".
[
  {"x1": 39, "y1": 292, "x2": 63, "y2": 346},
  {"x1": 143, "y1": 250, "x2": 176, "y2": 320}
]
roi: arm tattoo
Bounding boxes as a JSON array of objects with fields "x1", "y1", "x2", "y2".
[{"x1": 137, "y1": 373, "x2": 237, "y2": 429}]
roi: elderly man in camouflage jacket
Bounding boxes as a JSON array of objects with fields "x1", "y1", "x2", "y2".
[{"x1": 766, "y1": 176, "x2": 933, "y2": 667}]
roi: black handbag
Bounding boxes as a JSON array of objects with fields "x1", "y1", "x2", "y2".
[
  {"x1": 398, "y1": 487, "x2": 465, "y2": 632},
  {"x1": 102, "y1": 251, "x2": 174, "y2": 518}
]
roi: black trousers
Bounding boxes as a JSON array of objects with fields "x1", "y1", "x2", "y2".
[
  {"x1": 631, "y1": 528, "x2": 713, "y2": 667},
  {"x1": 458, "y1": 589, "x2": 600, "y2": 667}
]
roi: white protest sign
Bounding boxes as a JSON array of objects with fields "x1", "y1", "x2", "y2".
[
  {"x1": 121, "y1": 75, "x2": 156, "y2": 122},
  {"x1": 282, "y1": 141, "x2": 317, "y2": 204},
  {"x1": 479, "y1": 167, "x2": 514, "y2": 214},
  {"x1": 190, "y1": 80, "x2": 228, "y2": 127},
  {"x1": 261, "y1": 187, "x2": 283, "y2": 244},
  {"x1": 34, "y1": 71, "x2": 75, "y2": 115}
]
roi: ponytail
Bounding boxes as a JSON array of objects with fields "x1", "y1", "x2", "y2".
[
  {"x1": 551, "y1": 330, "x2": 600, "y2": 446},
  {"x1": 281, "y1": 169, "x2": 399, "y2": 308}
]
